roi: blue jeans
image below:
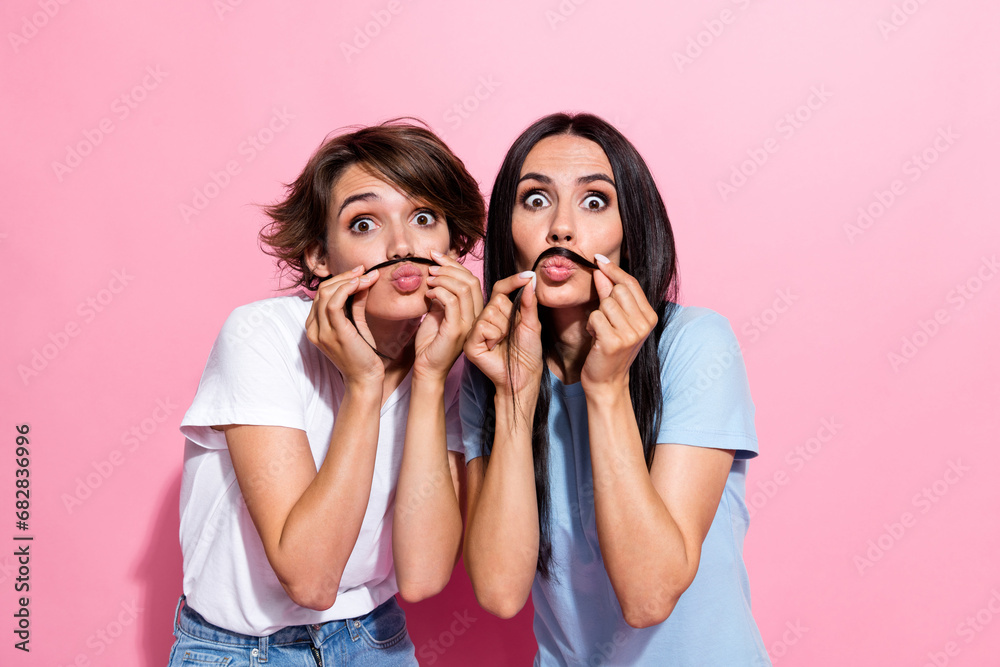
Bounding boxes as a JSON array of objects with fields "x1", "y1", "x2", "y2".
[{"x1": 167, "y1": 596, "x2": 417, "y2": 666}]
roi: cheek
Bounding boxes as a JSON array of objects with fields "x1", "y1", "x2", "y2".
[{"x1": 510, "y1": 217, "x2": 539, "y2": 271}]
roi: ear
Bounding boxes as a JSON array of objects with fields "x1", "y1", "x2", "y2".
[{"x1": 304, "y1": 240, "x2": 331, "y2": 279}]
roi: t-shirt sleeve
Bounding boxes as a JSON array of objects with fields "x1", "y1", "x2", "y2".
[
  {"x1": 459, "y1": 359, "x2": 491, "y2": 463},
  {"x1": 658, "y1": 309, "x2": 759, "y2": 460},
  {"x1": 180, "y1": 301, "x2": 307, "y2": 450},
  {"x1": 444, "y1": 357, "x2": 466, "y2": 455}
]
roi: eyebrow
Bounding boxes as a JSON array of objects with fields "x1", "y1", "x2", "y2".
[
  {"x1": 337, "y1": 192, "x2": 379, "y2": 216},
  {"x1": 517, "y1": 172, "x2": 616, "y2": 189}
]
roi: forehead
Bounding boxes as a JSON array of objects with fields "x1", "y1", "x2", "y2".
[
  {"x1": 520, "y1": 134, "x2": 612, "y2": 179},
  {"x1": 331, "y1": 163, "x2": 409, "y2": 206}
]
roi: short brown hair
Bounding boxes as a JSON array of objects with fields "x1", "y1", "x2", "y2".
[{"x1": 260, "y1": 120, "x2": 485, "y2": 290}]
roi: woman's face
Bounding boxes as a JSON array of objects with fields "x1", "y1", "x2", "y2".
[
  {"x1": 308, "y1": 163, "x2": 455, "y2": 322},
  {"x1": 511, "y1": 134, "x2": 623, "y2": 309}
]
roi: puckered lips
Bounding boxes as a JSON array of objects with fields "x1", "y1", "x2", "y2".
[
  {"x1": 388, "y1": 262, "x2": 426, "y2": 293},
  {"x1": 531, "y1": 247, "x2": 598, "y2": 283}
]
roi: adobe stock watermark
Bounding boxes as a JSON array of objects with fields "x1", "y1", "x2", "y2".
[
  {"x1": 843, "y1": 125, "x2": 958, "y2": 243},
  {"x1": 717, "y1": 85, "x2": 833, "y2": 202},
  {"x1": 441, "y1": 76, "x2": 501, "y2": 134},
  {"x1": 51, "y1": 66, "x2": 168, "y2": 182},
  {"x1": 680, "y1": 288, "x2": 799, "y2": 402},
  {"x1": 416, "y1": 609, "x2": 477, "y2": 665},
  {"x1": 7, "y1": 0, "x2": 72, "y2": 54},
  {"x1": 340, "y1": 0, "x2": 413, "y2": 63},
  {"x1": 179, "y1": 106, "x2": 294, "y2": 223},
  {"x1": 395, "y1": 466, "x2": 451, "y2": 520},
  {"x1": 747, "y1": 417, "x2": 842, "y2": 518},
  {"x1": 213, "y1": 0, "x2": 244, "y2": 20},
  {"x1": 55, "y1": 600, "x2": 142, "y2": 666},
  {"x1": 922, "y1": 588, "x2": 1000, "y2": 667},
  {"x1": 61, "y1": 398, "x2": 179, "y2": 513},
  {"x1": 545, "y1": 0, "x2": 589, "y2": 31},
  {"x1": 887, "y1": 254, "x2": 997, "y2": 372},
  {"x1": 17, "y1": 269, "x2": 135, "y2": 385},
  {"x1": 853, "y1": 459, "x2": 970, "y2": 575},
  {"x1": 877, "y1": 0, "x2": 932, "y2": 40},
  {"x1": 672, "y1": 0, "x2": 758, "y2": 73},
  {"x1": 763, "y1": 620, "x2": 809, "y2": 664}
]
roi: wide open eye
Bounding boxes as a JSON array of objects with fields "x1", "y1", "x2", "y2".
[
  {"x1": 348, "y1": 217, "x2": 377, "y2": 233},
  {"x1": 413, "y1": 210, "x2": 438, "y2": 226},
  {"x1": 581, "y1": 193, "x2": 608, "y2": 211},
  {"x1": 521, "y1": 190, "x2": 551, "y2": 210}
]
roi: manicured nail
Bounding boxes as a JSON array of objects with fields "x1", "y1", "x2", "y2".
[
  {"x1": 518, "y1": 270, "x2": 535, "y2": 280},
  {"x1": 431, "y1": 250, "x2": 444, "y2": 259},
  {"x1": 530, "y1": 273, "x2": 537, "y2": 290},
  {"x1": 353, "y1": 265, "x2": 365, "y2": 273},
  {"x1": 594, "y1": 254, "x2": 610, "y2": 265}
]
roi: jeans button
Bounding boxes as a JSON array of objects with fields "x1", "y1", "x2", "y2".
[
  {"x1": 354, "y1": 620, "x2": 361, "y2": 628},
  {"x1": 312, "y1": 624, "x2": 321, "y2": 630},
  {"x1": 251, "y1": 648, "x2": 259, "y2": 656}
]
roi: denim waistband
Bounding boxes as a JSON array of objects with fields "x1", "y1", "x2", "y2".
[{"x1": 173, "y1": 595, "x2": 391, "y2": 649}]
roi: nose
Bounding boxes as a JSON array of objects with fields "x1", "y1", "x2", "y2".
[
  {"x1": 384, "y1": 219, "x2": 415, "y2": 260},
  {"x1": 547, "y1": 201, "x2": 575, "y2": 245}
]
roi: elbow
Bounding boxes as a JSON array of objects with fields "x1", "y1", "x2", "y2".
[
  {"x1": 620, "y1": 570, "x2": 695, "y2": 629},
  {"x1": 397, "y1": 577, "x2": 448, "y2": 604},
  {"x1": 471, "y1": 583, "x2": 528, "y2": 620},
  {"x1": 282, "y1": 576, "x2": 340, "y2": 612},
  {"x1": 622, "y1": 598, "x2": 678, "y2": 629}
]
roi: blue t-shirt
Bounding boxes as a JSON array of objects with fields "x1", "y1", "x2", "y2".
[{"x1": 461, "y1": 306, "x2": 771, "y2": 666}]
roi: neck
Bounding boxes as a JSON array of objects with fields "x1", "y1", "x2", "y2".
[
  {"x1": 544, "y1": 304, "x2": 595, "y2": 385},
  {"x1": 366, "y1": 316, "x2": 420, "y2": 398}
]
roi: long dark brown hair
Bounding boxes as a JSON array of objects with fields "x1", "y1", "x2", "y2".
[{"x1": 476, "y1": 113, "x2": 680, "y2": 578}]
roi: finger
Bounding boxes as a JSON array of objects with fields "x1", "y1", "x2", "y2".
[
  {"x1": 482, "y1": 293, "x2": 515, "y2": 327},
  {"x1": 315, "y1": 265, "x2": 365, "y2": 295},
  {"x1": 426, "y1": 285, "x2": 461, "y2": 327},
  {"x1": 605, "y1": 283, "x2": 643, "y2": 325},
  {"x1": 594, "y1": 254, "x2": 650, "y2": 309},
  {"x1": 587, "y1": 309, "x2": 616, "y2": 345},
  {"x1": 426, "y1": 272, "x2": 476, "y2": 326},
  {"x1": 593, "y1": 269, "x2": 614, "y2": 301},
  {"x1": 518, "y1": 273, "x2": 540, "y2": 330},
  {"x1": 468, "y1": 317, "x2": 506, "y2": 352},
  {"x1": 349, "y1": 270, "x2": 380, "y2": 341},
  {"x1": 428, "y1": 262, "x2": 484, "y2": 315},
  {"x1": 490, "y1": 271, "x2": 535, "y2": 298},
  {"x1": 323, "y1": 273, "x2": 372, "y2": 334}
]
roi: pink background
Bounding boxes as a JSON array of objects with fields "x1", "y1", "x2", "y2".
[{"x1": 3, "y1": 1, "x2": 998, "y2": 665}]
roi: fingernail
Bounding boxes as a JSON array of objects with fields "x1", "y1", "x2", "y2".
[
  {"x1": 431, "y1": 250, "x2": 444, "y2": 259},
  {"x1": 518, "y1": 270, "x2": 535, "y2": 280},
  {"x1": 353, "y1": 265, "x2": 365, "y2": 273},
  {"x1": 530, "y1": 274, "x2": 537, "y2": 290},
  {"x1": 594, "y1": 254, "x2": 610, "y2": 264}
]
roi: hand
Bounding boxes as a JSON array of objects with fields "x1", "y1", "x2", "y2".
[
  {"x1": 306, "y1": 265, "x2": 384, "y2": 388},
  {"x1": 412, "y1": 251, "x2": 484, "y2": 383},
  {"x1": 581, "y1": 256, "x2": 658, "y2": 393},
  {"x1": 464, "y1": 271, "x2": 543, "y2": 398}
]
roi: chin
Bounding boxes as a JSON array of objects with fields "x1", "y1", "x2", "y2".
[
  {"x1": 535, "y1": 286, "x2": 597, "y2": 310},
  {"x1": 364, "y1": 290, "x2": 430, "y2": 322}
]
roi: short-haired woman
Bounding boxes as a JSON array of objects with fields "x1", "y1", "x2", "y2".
[{"x1": 168, "y1": 121, "x2": 485, "y2": 666}]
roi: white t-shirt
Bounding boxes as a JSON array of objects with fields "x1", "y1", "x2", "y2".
[{"x1": 179, "y1": 293, "x2": 464, "y2": 636}]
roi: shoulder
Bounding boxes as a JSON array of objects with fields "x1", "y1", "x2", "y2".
[
  {"x1": 218, "y1": 294, "x2": 312, "y2": 346},
  {"x1": 659, "y1": 305, "x2": 741, "y2": 361}
]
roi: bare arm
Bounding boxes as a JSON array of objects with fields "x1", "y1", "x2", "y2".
[
  {"x1": 461, "y1": 271, "x2": 544, "y2": 618},
  {"x1": 582, "y1": 256, "x2": 735, "y2": 627},
  {"x1": 224, "y1": 265, "x2": 386, "y2": 611},
  {"x1": 392, "y1": 252, "x2": 479, "y2": 601},
  {"x1": 586, "y1": 387, "x2": 734, "y2": 627}
]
